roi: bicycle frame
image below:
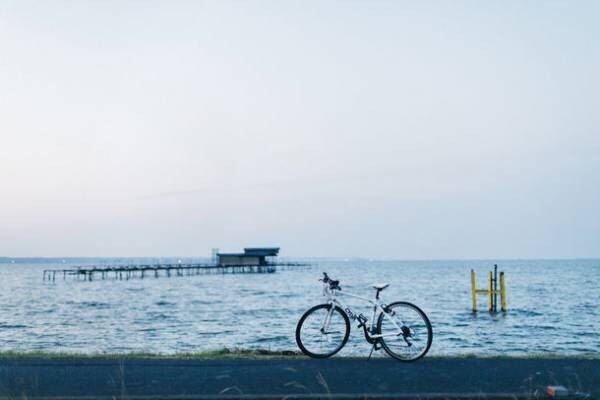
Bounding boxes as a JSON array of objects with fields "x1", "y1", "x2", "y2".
[{"x1": 321, "y1": 283, "x2": 404, "y2": 341}]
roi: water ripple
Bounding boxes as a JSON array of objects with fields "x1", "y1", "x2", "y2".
[{"x1": 0, "y1": 259, "x2": 599, "y2": 355}]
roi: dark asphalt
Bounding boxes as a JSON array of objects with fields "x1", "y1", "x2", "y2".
[{"x1": 0, "y1": 357, "x2": 597, "y2": 399}]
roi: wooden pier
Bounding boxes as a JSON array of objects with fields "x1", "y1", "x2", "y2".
[{"x1": 43, "y1": 262, "x2": 310, "y2": 282}]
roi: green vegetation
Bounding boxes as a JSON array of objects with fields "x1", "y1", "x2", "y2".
[
  {"x1": 0, "y1": 348, "x2": 304, "y2": 360},
  {"x1": 0, "y1": 348, "x2": 597, "y2": 360}
]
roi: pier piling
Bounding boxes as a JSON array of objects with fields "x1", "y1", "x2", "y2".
[{"x1": 471, "y1": 265, "x2": 507, "y2": 313}]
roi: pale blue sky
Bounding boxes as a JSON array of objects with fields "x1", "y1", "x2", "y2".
[{"x1": 1, "y1": 1, "x2": 599, "y2": 258}]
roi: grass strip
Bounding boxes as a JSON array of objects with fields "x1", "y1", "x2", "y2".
[{"x1": 0, "y1": 348, "x2": 598, "y2": 360}]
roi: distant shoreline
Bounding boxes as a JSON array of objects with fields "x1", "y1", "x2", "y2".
[{"x1": 2, "y1": 256, "x2": 600, "y2": 264}]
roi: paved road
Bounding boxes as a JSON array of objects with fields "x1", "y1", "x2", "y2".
[{"x1": 0, "y1": 357, "x2": 597, "y2": 399}]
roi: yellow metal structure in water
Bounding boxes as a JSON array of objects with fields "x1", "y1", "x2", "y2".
[{"x1": 470, "y1": 265, "x2": 507, "y2": 312}]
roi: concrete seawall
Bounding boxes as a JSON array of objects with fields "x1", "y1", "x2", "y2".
[{"x1": 0, "y1": 357, "x2": 597, "y2": 399}]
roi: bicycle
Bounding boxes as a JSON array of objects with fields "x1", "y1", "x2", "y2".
[{"x1": 295, "y1": 272, "x2": 433, "y2": 361}]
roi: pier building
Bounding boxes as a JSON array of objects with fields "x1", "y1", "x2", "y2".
[{"x1": 217, "y1": 247, "x2": 280, "y2": 266}]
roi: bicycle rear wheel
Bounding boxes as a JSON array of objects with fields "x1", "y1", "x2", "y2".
[
  {"x1": 296, "y1": 304, "x2": 350, "y2": 358},
  {"x1": 377, "y1": 301, "x2": 432, "y2": 361}
]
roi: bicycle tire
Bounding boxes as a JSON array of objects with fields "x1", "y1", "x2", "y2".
[
  {"x1": 376, "y1": 301, "x2": 432, "y2": 362},
  {"x1": 296, "y1": 303, "x2": 350, "y2": 358}
]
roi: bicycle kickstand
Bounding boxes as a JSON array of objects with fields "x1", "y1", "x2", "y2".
[
  {"x1": 367, "y1": 344, "x2": 375, "y2": 360},
  {"x1": 367, "y1": 342, "x2": 381, "y2": 361}
]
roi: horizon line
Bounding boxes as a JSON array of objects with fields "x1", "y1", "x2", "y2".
[{"x1": 1, "y1": 256, "x2": 599, "y2": 262}]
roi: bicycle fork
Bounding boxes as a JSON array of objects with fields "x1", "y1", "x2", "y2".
[{"x1": 320, "y1": 305, "x2": 334, "y2": 335}]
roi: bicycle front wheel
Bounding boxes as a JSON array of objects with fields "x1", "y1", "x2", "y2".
[
  {"x1": 377, "y1": 301, "x2": 432, "y2": 361},
  {"x1": 296, "y1": 304, "x2": 350, "y2": 358}
]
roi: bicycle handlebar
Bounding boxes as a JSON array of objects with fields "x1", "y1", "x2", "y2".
[{"x1": 321, "y1": 272, "x2": 341, "y2": 290}]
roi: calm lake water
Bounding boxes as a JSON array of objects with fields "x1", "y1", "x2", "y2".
[{"x1": 1, "y1": 259, "x2": 599, "y2": 357}]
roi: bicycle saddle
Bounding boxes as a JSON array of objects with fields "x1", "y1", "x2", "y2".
[{"x1": 371, "y1": 283, "x2": 390, "y2": 290}]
